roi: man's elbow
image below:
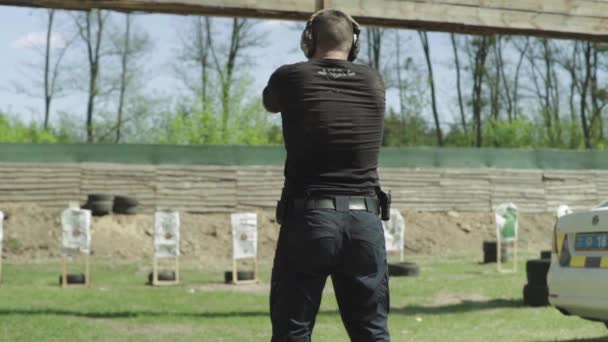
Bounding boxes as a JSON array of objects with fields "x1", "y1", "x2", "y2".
[{"x1": 263, "y1": 88, "x2": 281, "y2": 113}]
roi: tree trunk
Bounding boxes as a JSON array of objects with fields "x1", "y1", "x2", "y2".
[
  {"x1": 451, "y1": 33, "x2": 466, "y2": 134},
  {"x1": 513, "y1": 38, "x2": 529, "y2": 120},
  {"x1": 581, "y1": 42, "x2": 592, "y2": 149},
  {"x1": 472, "y1": 37, "x2": 490, "y2": 148},
  {"x1": 115, "y1": 13, "x2": 130, "y2": 143},
  {"x1": 44, "y1": 10, "x2": 55, "y2": 130},
  {"x1": 418, "y1": 31, "x2": 443, "y2": 146}
]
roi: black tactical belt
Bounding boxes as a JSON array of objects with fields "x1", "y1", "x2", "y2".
[{"x1": 289, "y1": 196, "x2": 379, "y2": 214}]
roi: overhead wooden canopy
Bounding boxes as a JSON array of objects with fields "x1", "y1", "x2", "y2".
[{"x1": 2, "y1": 0, "x2": 608, "y2": 41}]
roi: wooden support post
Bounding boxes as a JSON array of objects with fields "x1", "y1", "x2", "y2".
[
  {"x1": 61, "y1": 254, "x2": 90, "y2": 288},
  {"x1": 152, "y1": 255, "x2": 180, "y2": 286},
  {"x1": 232, "y1": 257, "x2": 258, "y2": 285}
]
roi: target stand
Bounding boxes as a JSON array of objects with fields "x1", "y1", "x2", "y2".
[
  {"x1": 495, "y1": 203, "x2": 519, "y2": 274},
  {"x1": 60, "y1": 207, "x2": 92, "y2": 288},
  {"x1": 61, "y1": 254, "x2": 91, "y2": 288},
  {"x1": 230, "y1": 213, "x2": 259, "y2": 285},
  {"x1": 151, "y1": 210, "x2": 181, "y2": 286},
  {"x1": 151, "y1": 254, "x2": 180, "y2": 286}
]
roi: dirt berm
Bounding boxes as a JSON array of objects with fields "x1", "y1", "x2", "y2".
[{"x1": 0, "y1": 204, "x2": 556, "y2": 262}]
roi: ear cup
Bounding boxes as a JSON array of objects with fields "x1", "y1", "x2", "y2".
[
  {"x1": 300, "y1": 20, "x2": 315, "y2": 58},
  {"x1": 348, "y1": 23, "x2": 361, "y2": 62}
]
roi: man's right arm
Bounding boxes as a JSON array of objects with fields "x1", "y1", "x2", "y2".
[
  {"x1": 263, "y1": 86, "x2": 281, "y2": 113},
  {"x1": 263, "y1": 66, "x2": 286, "y2": 114}
]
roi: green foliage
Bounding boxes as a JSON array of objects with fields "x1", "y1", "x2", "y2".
[
  {"x1": 382, "y1": 110, "x2": 436, "y2": 147},
  {"x1": 0, "y1": 112, "x2": 69, "y2": 143},
  {"x1": 157, "y1": 98, "x2": 281, "y2": 145}
]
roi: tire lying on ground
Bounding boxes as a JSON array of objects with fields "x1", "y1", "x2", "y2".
[
  {"x1": 523, "y1": 283, "x2": 549, "y2": 307},
  {"x1": 540, "y1": 250, "x2": 552, "y2": 260},
  {"x1": 113, "y1": 195, "x2": 140, "y2": 215},
  {"x1": 148, "y1": 271, "x2": 176, "y2": 284},
  {"x1": 224, "y1": 270, "x2": 255, "y2": 283},
  {"x1": 59, "y1": 273, "x2": 86, "y2": 285},
  {"x1": 526, "y1": 259, "x2": 551, "y2": 286},
  {"x1": 387, "y1": 262, "x2": 420, "y2": 277}
]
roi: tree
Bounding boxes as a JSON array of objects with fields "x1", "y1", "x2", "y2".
[
  {"x1": 108, "y1": 13, "x2": 152, "y2": 143},
  {"x1": 469, "y1": 36, "x2": 491, "y2": 147},
  {"x1": 418, "y1": 31, "x2": 443, "y2": 146},
  {"x1": 450, "y1": 33, "x2": 467, "y2": 134},
  {"x1": 174, "y1": 16, "x2": 213, "y2": 108},
  {"x1": 210, "y1": 18, "x2": 265, "y2": 142},
  {"x1": 366, "y1": 28, "x2": 384, "y2": 71},
  {"x1": 12, "y1": 9, "x2": 75, "y2": 130},
  {"x1": 72, "y1": 9, "x2": 110, "y2": 142}
]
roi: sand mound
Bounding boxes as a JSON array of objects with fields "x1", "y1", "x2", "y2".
[{"x1": 0, "y1": 204, "x2": 556, "y2": 262}]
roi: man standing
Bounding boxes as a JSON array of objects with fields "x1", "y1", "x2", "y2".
[{"x1": 263, "y1": 9, "x2": 389, "y2": 341}]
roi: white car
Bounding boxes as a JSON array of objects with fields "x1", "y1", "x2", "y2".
[{"x1": 548, "y1": 202, "x2": 608, "y2": 328}]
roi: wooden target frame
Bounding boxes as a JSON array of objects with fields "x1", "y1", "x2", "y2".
[{"x1": 61, "y1": 206, "x2": 92, "y2": 288}]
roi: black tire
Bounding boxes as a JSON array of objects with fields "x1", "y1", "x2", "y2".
[
  {"x1": 483, "y1": 250, "x2": 509, "y2": 263},
  {"x1": 540, "y1": 250, "x2": 552, "y2": 260},
  {"x1": 388, "y1": 262, "x2": 420, "y2": 277},
  {"x1": 113, "y1": 203, "x2": 140, "y2": 215},
  {"x1": 59, "y1": 273, "x2": 86, "y2": 285},
  {"x1": 87, "y1": 200, "x2": 113, "y2": 216},
  {"x1": 224, "y1": 270, "x2": 255, "y2": 283},
  {"x1": 526, "y1": 259, "x2": 551, "y2": 286},
  {"x1": 114, "y1": 195, "x2": 139, "y2": 207},
  {"x1": 148, "y1": 271, "x2": 176, "y2": 284},
  {"x1": 87, "y1": 193, "x2": 114, "y2": 202},
  {"x1": 523, "y1": 284, "x2": 549, "y2": 307}
]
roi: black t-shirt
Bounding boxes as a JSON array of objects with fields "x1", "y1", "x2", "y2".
[{"x1": 263, "y1": 59, "x2": 386, "y2": 196}]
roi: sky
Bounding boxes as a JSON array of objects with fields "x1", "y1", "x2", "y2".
[{"x1": 0, "y1": 5, "x2": 457, "y2": 128}]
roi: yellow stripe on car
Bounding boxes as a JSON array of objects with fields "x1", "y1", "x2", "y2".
[
  {"x1": 601, "y1": 257, "x2": 608, "y2": 268},
  {"x1": 570, "y1": 256, "x2": 586, "y2": 268}
]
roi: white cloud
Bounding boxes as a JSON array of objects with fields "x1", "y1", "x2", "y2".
[{"x1": 13, "y1": 31, "x2": 66, "y2": 49}]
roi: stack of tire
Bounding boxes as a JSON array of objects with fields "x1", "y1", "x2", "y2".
[
  {"x1": 523, "y1": 250, "x2": 552, "y2": 307},
  {"x1": 482, "y1": 241, "x2": 509, "y2": 263},
  {"x1": 81, "y1": 193, "x2": 140, "y2": 216}
]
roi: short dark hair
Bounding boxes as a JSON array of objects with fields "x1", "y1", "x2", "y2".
[{"x1": 311, "y1": 10, "x2": 354, "y2": 53}]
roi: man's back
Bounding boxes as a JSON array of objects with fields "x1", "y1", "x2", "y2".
[{"x1": 265, "y1": 59, "x2": 385, "y2": 196}]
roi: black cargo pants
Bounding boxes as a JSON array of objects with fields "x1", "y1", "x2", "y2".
[{"x1": 270, "y1": 201, "x2": 390, "y2": 341}]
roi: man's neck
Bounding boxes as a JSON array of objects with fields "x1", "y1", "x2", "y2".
[{"x1": 312, "y1": 50, "x2": 348, "y2": 61}]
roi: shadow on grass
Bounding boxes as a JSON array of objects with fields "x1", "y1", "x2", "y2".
[
  {"x1": 537, "y1": 338, "x2": 608, "y2": 342},
  {"x1": 0, "y1": 309, "x2": 271, "y2": 319},
  {"x1": 0, "y1": 299, "x2": 526, "y2": 320},
  {"x1": 392, "y1": 298, "x2": 524, "y2": 315}
]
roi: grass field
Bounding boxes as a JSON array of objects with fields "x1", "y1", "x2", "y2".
[{"x1": 0, "y1": 254, "x2": 606, "y2": 342}]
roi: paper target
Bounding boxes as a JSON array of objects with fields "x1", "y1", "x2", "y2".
[
  {"x1": 382, "y1": 209, "x2": 405, "y2": 253},
  {"x1": 154, "y1": 211, "x2": 180, "y2": 258},
  {"x1": 495, "y1": 203, "x2": 518, "y2": 242},
  {"x1": 61, "y1": 208, "x2": 92, "y2": 255},
  {"x1": 231, "y1": 213, "x2": 257, "y2": 260}
]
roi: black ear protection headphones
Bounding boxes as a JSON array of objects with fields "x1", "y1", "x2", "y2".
[{"x1": 300, "y1": 9, "x2": 361, "y2": 62}]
